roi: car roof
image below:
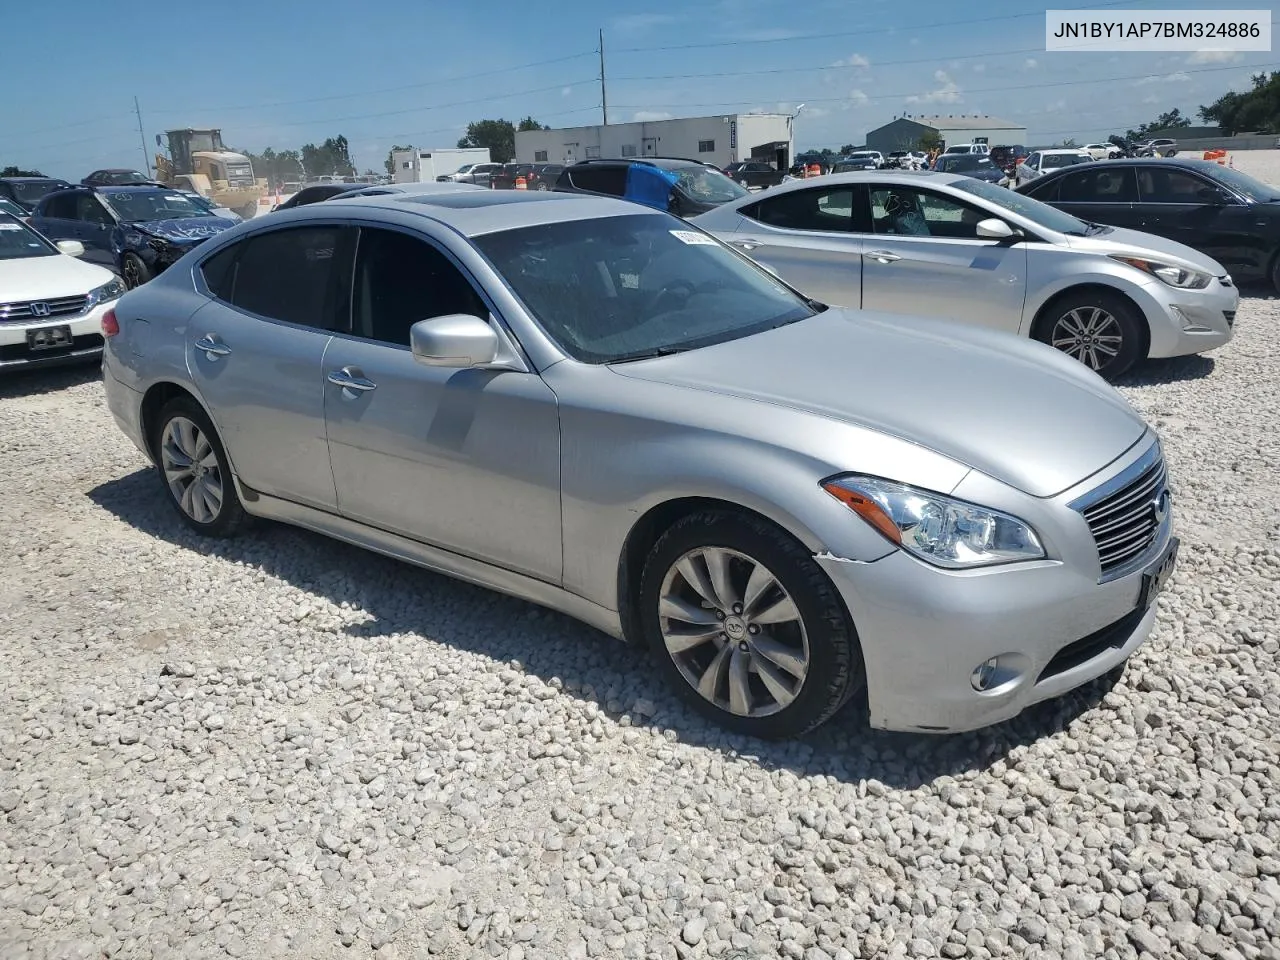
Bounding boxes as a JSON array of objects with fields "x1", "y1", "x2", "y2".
[
  {"x1": 1027, "y1": 156, "x2": 1244, "y2": 182},
  {"x1": 1, "y1": 176, "x2": 66, "y2": 183},
  {"x1": 285, "y1": 189, "x2": 659, "y2": 237},
  {"x1": 82, "y1": 184, "x2": 175, "y2": 194}
]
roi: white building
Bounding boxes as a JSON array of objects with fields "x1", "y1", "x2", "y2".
[
  {"x1": 390, "y1": 146, "x2": 491, "y2": 183},
  {"x1": 515, "y1": 114, "x2": 795, "y2": 170}
]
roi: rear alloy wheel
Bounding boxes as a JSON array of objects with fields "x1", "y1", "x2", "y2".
[
  {"x1": 153, "y1": 397, "x2": 248, "y2": 537},
  {"x1": 536, "y1": 182, "x2": 549, "y2": 191},
  {"x1": 639, "y1": 510, "x2": 863, "y2": 738},
  {"x1": 121, "y1": 252, "x2": 153, "y2": 290},
  {"x1": 1035, "y1": 289, "x2": 1144, "y2": 381}
]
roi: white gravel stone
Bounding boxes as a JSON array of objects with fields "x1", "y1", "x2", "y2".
[{"x1": 1, "y1": 290, "x2": 1278, "y2": 958}]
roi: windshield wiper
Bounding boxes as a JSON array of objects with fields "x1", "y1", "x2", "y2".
[{"x1": 609, "y1": 345, "x2": 689, "y2": 364}]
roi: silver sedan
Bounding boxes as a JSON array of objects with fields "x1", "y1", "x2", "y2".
[
  {"x1": 101, "y1": 191, "x2": 1176, "y2": 737},
  {"x1": 692, "y1": 171, "x2": 1237, "y2": 379}
]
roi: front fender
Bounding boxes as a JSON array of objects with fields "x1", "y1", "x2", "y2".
[{"x1": 1020, "y1": 261, "x2": 1163, "y2": 338}]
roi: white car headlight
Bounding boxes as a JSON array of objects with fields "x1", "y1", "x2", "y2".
[
  {"x1": 87, "y1": 277, "x2": 126, "y2": 306},
  {"x1": 1111, "y1": 256, "x2": 1211, "y2": 290},
  {"x1": 822, "y1": 475, "x2": 1045, "y2": 569}
]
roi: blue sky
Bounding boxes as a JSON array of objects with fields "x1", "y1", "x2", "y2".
[{"x1": 5, "y1": 0, "x2": 1275, "y2": 180}]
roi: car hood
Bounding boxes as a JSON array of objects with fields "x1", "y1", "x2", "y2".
[
  {"x1": 128, "y1": 217, "x2": 237, "y2": 243},
  {"x1": 0, "y1": 254, "x2": 115, "y2": 300},
  {"x1": 609, "y1": 309, "x2": 1147, "y2": 498},
  {"x1": 1060, "y1": 224, "x2": 1227, "y2": 275}
]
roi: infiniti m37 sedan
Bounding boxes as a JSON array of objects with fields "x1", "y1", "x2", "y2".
[{"x1": 101, "y1": 191, "x2": 1177, "y2": 738}]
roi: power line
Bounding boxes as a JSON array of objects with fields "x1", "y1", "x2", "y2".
[
  {"x1": 611, "y1": 0, "x2": 1159, "y2": 53},
  {"x1": 146, "y1": 51, "x2": 598, "y2": 117},
  {"x1": 605, "y1": 61, "x2": 1276, "y2": 111}
]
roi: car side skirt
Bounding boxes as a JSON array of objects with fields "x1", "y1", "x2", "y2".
[{"x1": 235, "y1": 479, "x2": 625, "y2": 641}]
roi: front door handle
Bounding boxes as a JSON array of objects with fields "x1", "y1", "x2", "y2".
[
  {"x1": 194, "y1": 334, "x2": 231, "y2": 359},
  {"x1": 731, "y1": 238, "x2": 763, "y2": 251},
  {"x1": 866, "y1": 250, "x2": 902, "y2": 263},
  {"x1": 327, "y1": 367, "x2": 377, "y2": 393}
]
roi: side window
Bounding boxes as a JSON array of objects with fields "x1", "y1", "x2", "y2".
[
  {"x1": 352, "y1": 228, "x2": 489, "y2": 347},
  {"x1": 1026, "y1": 153, "x2": 1041, "y2": 170},
  {"x1": 1057, "y1": 167, "x2": 1137, "y2": 203},
  {"x1": 200, "y1": 243, "x2": 240, "y2": 299},
  {"x1": 745, "y1": 187, "x2": 854, "y2": 232},
  {"x1": 567, "y1": 165, "x2": 627, "y2": 196},
  {"x1": 1136, "y1": 168, "x2": 1213, "y2": 203},
  {"x1": 75, "y1": 194, "x2": 112, "y2": 224},
  {"x1": 225, "y1": 226, "x2": 350, "y2": 330},
  {"x1": 1021, "y1": 177, "x2": 1058, "y2": 202},
  {"x1": 40, "y1": 193, "x2": 76, "y2": 219},
  {"x1": 868, "y1": 187, "x2": 986, "y2": 239}
]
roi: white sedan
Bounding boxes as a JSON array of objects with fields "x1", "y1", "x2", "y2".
[{"x1": 0, "y1": 214, "x2": 124, "y2": 371}]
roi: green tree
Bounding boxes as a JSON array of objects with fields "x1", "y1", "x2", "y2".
[
  {"x1": 1125, "y1": 108, "x2": 1192, "y2": 142},
  {"x1": 1, "y1": 165, "x2": 43, "y2": 177},
  {"x1": 839, "y1": 143, "x2": 857, "y2": 154},
  {"x1": 517, "y1": 116, "x2": 548, "y2": 132},
  {"x1": 299, "y1": 135, "x2": 355, "y2": 178},
  {"x1": 916, "y1": 131, "x2": 943, "y2": 152},
  {"x1": 1199, "y1": 71, "x2": 1280, "y2": 134},
  {"x1": 457, "y1": 119, "x2": 517, "y2": 162},
  {"x1": 385, "y1": 144, "x2": 412, "y2": 175}
]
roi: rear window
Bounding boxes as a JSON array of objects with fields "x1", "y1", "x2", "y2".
[{"x1": 566, "y1": 166, "x2": 628, "y2": 196}]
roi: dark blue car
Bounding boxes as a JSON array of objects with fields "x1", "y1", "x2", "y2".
[{"x1": 28, "y1": 185, "x2": 238, "y2": 288}]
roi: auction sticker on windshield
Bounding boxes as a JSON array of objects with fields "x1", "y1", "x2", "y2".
[{"x1": 670, "y1": 230, "x2": 718, "y2": 246}]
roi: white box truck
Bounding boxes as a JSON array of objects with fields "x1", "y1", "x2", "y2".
[{"x1": 392, "y1": 147, "x2": 492, "y2": 183}]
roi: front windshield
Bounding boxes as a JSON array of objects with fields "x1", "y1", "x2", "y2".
[
  {"x1": 101, "y1": 190, "x2": 216, "y2": 222},
  {"x1": 1042, "y1": 153, "x2": 1088, "y2": 170},
  {"x1": 0, "y1": 198, "x2": 26, "y2": 216},
  {"x1": 0, "y1": 217, "x2": 56, "y2": 259},
  {"x1": 102, "y1": 171, "x2": 149, "y2": 184},
  {"x1": 950, "y1": 177, "x2": 1090, "y2": 235},
  {"x1": 1205, "y1": 163, "x2": 1280, "y2": 202},
  {"x1": 938, "y1": 155, "x2": 996, "y2": 172},
  {"x1": 454, "y1": 164, "x2": 476, "y2": 174},
  {"x1": 675, "y1": 167, "x2": 749, "y2": 204},
  {"x1": 473, "y1": 213, "x2": 817, "y2": 363},
  {"x1": 9, "y1": 180, "x2": 66, "y2": 206},
  {"x1": 182, "y1": 193, "x2": 219, "y2": 212}
]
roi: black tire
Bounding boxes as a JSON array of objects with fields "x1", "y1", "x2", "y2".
[
  {"x1": 1163, "y1": 149, "x2": 1177, "y2": 158},
  {"x1": 1033, "y1": 288, "x2": 1145, "y2": 381},
  {"x1": 637, "y1": 509, "x2": 864, "y2": 739},
  {"x1": 1269, "y1": 250, "x2": 1280, "y2": 295},
  {"x1": 120, "y1": 252, "x2": 153, "y2": 290},
  {"x1": 152, "y1": 396, "x2": 250, "y2": 538},
  {"x1": 536, "y1": 182, "x2": 549, "y2": 191}
]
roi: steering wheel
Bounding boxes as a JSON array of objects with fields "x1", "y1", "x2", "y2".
[{"x1": 645, "y1": 280, "x2": 698, "y2": 314}]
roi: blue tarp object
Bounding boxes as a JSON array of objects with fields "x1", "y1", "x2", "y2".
[{"x1": 624, "y1": 164, "x2": 679, "y2": 211}]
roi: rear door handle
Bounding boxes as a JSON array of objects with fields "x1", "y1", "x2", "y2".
[
  {"x1": 327, "y1": 367, "x2": 377, "y2": 393},
  {"x1": 866, "y1": 250, "x2": 901, "y2": 263},
  {"x1": 194, "y1": 334, "x2": 231, "y2": 359}
]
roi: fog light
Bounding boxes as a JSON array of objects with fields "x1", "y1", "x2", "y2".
[
  {"x1": 1171, "y1": 305, "x2": 1211, "y2": 333},
  {"x1": 971, "y1": 658, "x2": 1000, "y2": 692}
]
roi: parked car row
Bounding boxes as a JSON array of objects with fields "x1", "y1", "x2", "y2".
[{"x1": 93, "y1": 185, "x2": 1184, "y2": 739}]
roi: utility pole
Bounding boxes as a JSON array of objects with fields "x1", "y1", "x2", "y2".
[
  {"x1": 599, "y1": 28, "x2": 608, "y2": 126},
  {"x1": 134, "y1": 96, "x2": 152, "y2": 177}
]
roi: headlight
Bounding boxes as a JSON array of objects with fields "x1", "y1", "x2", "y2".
[
  {"x1": 87, "y1": 277, "x2": 126, "y2": 306},
  {"x1": 821, "y1": 475, "x2": 1045, "y2": 569},
  {"x1": 1111, "y1": 256, "x2": 1210, "y2": 290}
]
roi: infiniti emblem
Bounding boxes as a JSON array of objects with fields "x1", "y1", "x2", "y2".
[
  {"x1": 1152, "y1": 489, "x2": 1170, "y2": 525},
  {"x1": 30, "y1": 302, "x2": 51, "y2": 317}
]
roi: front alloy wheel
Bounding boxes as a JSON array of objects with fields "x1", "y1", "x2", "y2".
[
  {"x1": 161, "y1": 416, "x2": 224, "y2": 524},
  {"x1": 659, "y1": 547, "x2": 809, "y2": 718},
  {"x1": 1050, "y1": 306, "x2": 1124, "y2": 372}
]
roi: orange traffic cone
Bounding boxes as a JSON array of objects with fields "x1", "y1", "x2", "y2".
[{"x1": 515, "y1": 175, "x2": 527, "y2": 190}]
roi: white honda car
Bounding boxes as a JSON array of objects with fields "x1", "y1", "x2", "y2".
[{"x1": 0, "y1": 214, "x2": 125, "y2": 371}]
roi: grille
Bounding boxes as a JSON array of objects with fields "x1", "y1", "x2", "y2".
[
  {"x1": 1224, "y1": 310, "x2": 1236, "y2": 327},
  {"x1": 1037, "y1": 606, "x2": 1144, "y2": 683},
  {"x1": 0, "y1": 294, "x2": 90, "y2": 322},
  {"x1": 1078, "y1": 452, "x2": 1167, "y2": 578}
]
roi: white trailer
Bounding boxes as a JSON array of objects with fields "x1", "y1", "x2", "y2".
[{"x1": 391, "y1": 147, "x2": 492, "y2": 183}]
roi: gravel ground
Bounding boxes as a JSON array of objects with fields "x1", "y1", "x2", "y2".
[{"x1": 1, "y1": 293, "x2": 1278, "y2": 960}]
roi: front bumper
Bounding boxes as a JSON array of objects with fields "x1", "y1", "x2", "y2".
[
  {"x1": 0, "y1": 300, "x2": 113, "y2": 371},
  {"x1": 815, "y1": 442, "x2": 1173, "y2": 733},
  {"x1": 1134, "y1": 275, "x2": 1237, "y2": 359}
]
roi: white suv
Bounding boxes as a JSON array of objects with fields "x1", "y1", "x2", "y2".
[
  {"x1": 1015, "y1": 149, "x2": 1093, "y2": 186},
  {"x1": 942, "y1": 143, "x2": 989, "y2": 156}
]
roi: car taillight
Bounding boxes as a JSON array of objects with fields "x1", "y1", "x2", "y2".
[{"x1": 102, "y1": 309, "x2": 119, "y2": 337}]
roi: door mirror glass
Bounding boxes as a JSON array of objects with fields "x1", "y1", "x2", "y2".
[
  {"x1": 975, "y1": 218, "x2": 1015, "y2": 240},
  {"x1": 56, "y1": 239, "x2": 85, "y2": 258},
  {"x1": 409, "y1": 314, "x2": 499, "y2": 368}
]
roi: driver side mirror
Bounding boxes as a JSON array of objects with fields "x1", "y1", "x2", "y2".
[
  {"x1": 409, "y1": 314, "x2": 500, "y2": 368},
  {"x1": 975, "y1": 218, "x2": 1017, "y2": 241}
]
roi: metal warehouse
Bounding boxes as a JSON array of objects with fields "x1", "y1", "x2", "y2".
[
  {"x1": 865, "y1": 114, "x2": 1027, "y2": 152},
  {"x1": 514, "y1": 114, "x2": 795, "y2": 170}
]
